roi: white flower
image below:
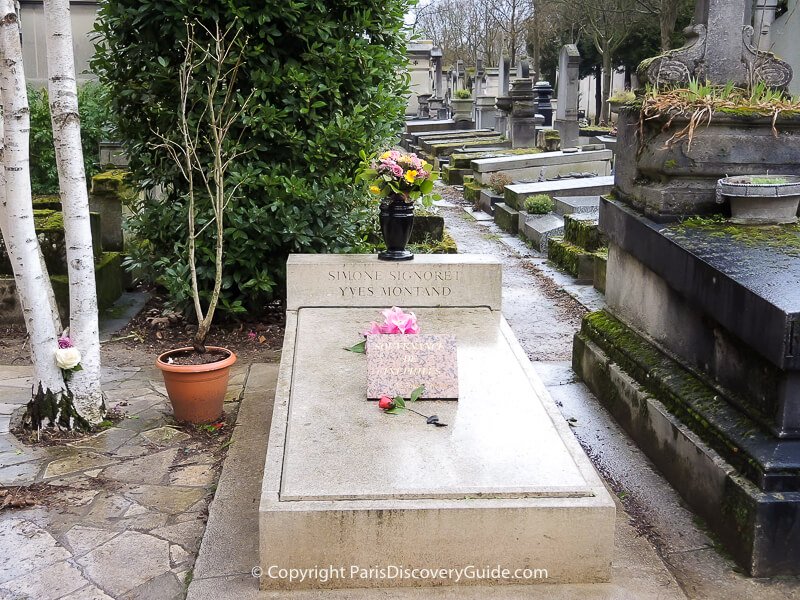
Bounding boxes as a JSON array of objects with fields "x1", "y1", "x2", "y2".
[{"x1": 55, "y1": 347, "x2": 82, "y2": 370}]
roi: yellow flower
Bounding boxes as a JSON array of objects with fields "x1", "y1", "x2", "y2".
[
  {"x1": 404, "y1": 170, "x2": 418, "y2": 183},
  {"x1": 379, "y1": 151, "x2": 391, "y2": 160},
  {"x1": 369, "y1": 185, "x2": 381, "y2": 194}
]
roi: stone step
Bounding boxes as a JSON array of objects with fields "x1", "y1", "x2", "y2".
[
  {"x1": 494, "y1": 202, "x2": 519, "y2": 234},
  {"x1": 547, "y1": 237, "x2": 598, "y2": 284},
  {"x1": 520, "y1": 213, "x2": 565, "y2": 252},
  {"x1": 554, "y1": 195, "x2": 601, "y2": 216},
  {"x1": 505, "y1": 176, "x2": 614, "y2": 210},
  {"x1": 478, "y1": 189, "x2": 504, "y2": 216},
  {"x1": 471, "y1": 149, "x2": 612, "y2": 185},
  {"x1": 564, "y1": 213, "x2": 604, "y2": 251}
]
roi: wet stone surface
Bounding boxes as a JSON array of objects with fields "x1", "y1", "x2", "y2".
[{"x1": 0, "y1": 363, "x2": 247, "y2": 599}]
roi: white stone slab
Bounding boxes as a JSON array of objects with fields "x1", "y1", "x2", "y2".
[
  {"x1": 471, "y1": 149, "x2": 612, "y2": 172},
  {"x1": 506, "y1": 176, "x2": 614, "y2": 202},
  {"x1": 286, "y1": 254, "x2": 502, "y2": 311},
  {"x1": 281, "y1": 308, "x2": 589, "y2": 501},
  {"x1": 261, "y1": 258, "x2": 616, "y2": 589}
]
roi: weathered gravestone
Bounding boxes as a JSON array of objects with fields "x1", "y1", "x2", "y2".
[
  {"x1": 553, "y1": 45, "x2": 581, "y2": 150},
  {"x1": 260, "y1": 254, "x2": 615, "y2": 590},
  {"x1": 640, "y1": 0, "x2": 792, "y2": 89}
]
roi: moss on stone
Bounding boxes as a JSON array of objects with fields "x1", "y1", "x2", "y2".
[
  {"x1": 91, "y1": 169, "x2": 131, "y2": 194},
  {"x1": 671, "y1": 215, "x2": 800, "y2": 257},
  {"x1": 410, "y1": 213, "x2": 444, "y2": 243},
  {"x1": 33, "y1": 209, "x2": 64, "y2": 231},
  {"x1": 493, "y1": 203, "x2": 519, "y2": 234},
  {"x1": 564, "y1": 215, "x2": 605, "y2": 251},
  {"x1": 441, "y1": 165, "x2": 471, "y2": 185},
  {"x1": 462, "y1": 181, "x2": 483, "y2": 203},
  {"x1": 581, "y1": 310, "x2": 769, "y2": 484},
  {"x1": 548, "y1": 237, "x2": 581, "y2": 276},
  {"x1": 544, "y1": 130, "x2": 561, "y2": 140},
  {"x1": 408, "y1": 230, "x2": 457, "y2": 254},
  {"x1": 32, "y1": 195, "x2": 62, "y2": 211}
]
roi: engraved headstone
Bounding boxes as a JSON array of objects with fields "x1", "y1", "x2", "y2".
[{"x1": 366, "y1": 334, "x2": 459, "y2": 399}]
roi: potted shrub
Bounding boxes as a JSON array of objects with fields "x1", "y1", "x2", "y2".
[
  {"x1": 450, "y1": 88, "x2": 474, "y2": 122},
  {"x1": 151, "y1": 22, "x2": 253, "y2": 423},
  {"x1": 716, "y1": 175, "x2": 800, "y2": 225}
]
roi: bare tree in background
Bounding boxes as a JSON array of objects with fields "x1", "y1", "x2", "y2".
[{"x1": 414, "y1": 0, "x2": 536, "y2": 67}]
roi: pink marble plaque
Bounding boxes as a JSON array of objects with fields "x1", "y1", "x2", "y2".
[{"x1": 366, "y1": 334, "x2": 458, "y2": 400}]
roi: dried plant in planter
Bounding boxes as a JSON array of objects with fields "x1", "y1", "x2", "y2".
[
  {"x1": 639, "y1": 79, "x2": 800, "y2": 151},
  {"x1": 488, "y1": 172, "x2": 513, "y2": 195}
]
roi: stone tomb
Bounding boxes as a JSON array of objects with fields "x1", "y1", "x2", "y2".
[{"x1": 260, "y1": 254, "x2": 615, "y2": 590}]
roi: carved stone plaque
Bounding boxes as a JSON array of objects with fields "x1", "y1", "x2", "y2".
[{"x1": 366, "y1": 334, "x2": 458, "y2": 400}]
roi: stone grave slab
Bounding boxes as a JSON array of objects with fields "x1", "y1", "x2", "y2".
[
  {"x1": 520, "y1": 213, "x2": 565, "y2": 252},
  {"x1": 405, "y1": 119, "x2": 457, "y2": 134},
  {"x1": 505, "y1": 176, "x2": 614, "y2": 210},
  {"x1": 260, "y1": 254, "x2": 615, "y2": 590},
  {"x1": 471, "y1": 149, "x2": 612, "y2": 185},
  {"x1": 554, "y1": 195, "x2": 600, "y2": 216}
]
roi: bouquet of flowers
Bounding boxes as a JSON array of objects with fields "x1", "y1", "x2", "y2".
[{"x1": 356, "y1": 149, "x2": 438, "y2": 205}]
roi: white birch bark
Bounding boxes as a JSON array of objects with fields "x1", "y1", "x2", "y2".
[
  {"x1": 43, "y1": 0, "x2": 103, "y2": 423},
  {"x1": 0, "y1": 0, "x2": 73, "y2": 426}
]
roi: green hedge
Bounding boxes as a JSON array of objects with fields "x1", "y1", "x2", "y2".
[
  {"x1": 28, "y1": 82, "x2": 114, "y2": 195},
  {"x1": 92, "y1": 0, "x2": 411, "y2": 315}
]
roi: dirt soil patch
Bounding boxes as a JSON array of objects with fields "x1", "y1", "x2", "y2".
[{"x1": 0, "y1": 290, "x2": 286, "y2": 368}]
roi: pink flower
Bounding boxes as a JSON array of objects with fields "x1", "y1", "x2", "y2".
[
  {"x1": 390, "y1": 164, "x2": 403, "y2": 178},
  {"x1": 58, "y1": 336, "x2": 73, "y2": 349},
  {"x1": 363, "y1": 307, "x2": 420, "y2": 336},
  {"x1": 381, "y1": 306, "x2": 419, "y2": 334},
  {"x1": 247, "y1": 330, "x2": 257, "y2": 340},
  {"x1": 364, "y1": 321, "x2": 387, "y2": 335}
]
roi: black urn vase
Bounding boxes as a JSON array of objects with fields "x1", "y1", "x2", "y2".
[{"x1": 378, "y1": 196, "x2": 414, "y2": 261}]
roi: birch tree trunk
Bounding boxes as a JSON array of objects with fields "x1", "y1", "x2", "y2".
[
  {"x1": 0, "y1": 0, "x2": 86, "y2": 429},
  {"x1": 43, "y1": 0, "x2": 103, "y2": 423}
]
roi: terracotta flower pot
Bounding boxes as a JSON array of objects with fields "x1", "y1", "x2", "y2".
[{"x1": 156, "y1": 346, "x2": 237, "y2": 424}]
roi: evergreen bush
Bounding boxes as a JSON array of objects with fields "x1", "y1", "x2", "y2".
[
  {"x1": 92, "y1": 0, "x2": 411, "y2": 314},
  {"x1": 524, "y1": 194, "x2": 554, "y2": 214}
]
